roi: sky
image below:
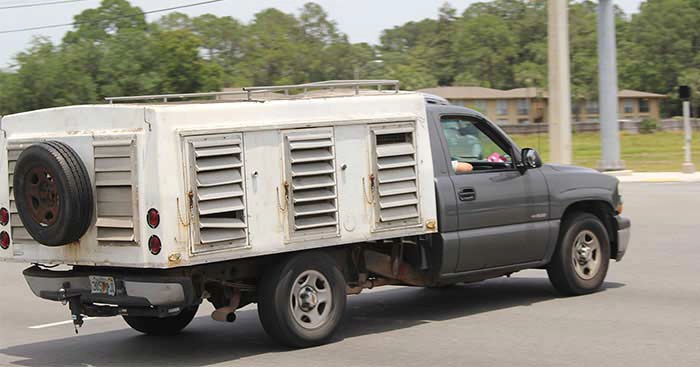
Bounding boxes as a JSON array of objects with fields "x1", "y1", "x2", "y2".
[{"x1": 0, "y1": 0, "x2": 645, "y2": 68}]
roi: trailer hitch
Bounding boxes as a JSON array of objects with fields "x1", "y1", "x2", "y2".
[{"x1": 57, "y1": 282, "x2": 84, "y2": 334}]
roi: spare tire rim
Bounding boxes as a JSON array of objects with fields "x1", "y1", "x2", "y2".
[
  {"x1": 572, "y1": 230, "x2": 601, "y2": 280},
  {"x1": 24, "y1": 166, "x2": 60, "y2": 227},
  {"x1": 290, "y1": 270, "x2": 333, "y2": 330}
]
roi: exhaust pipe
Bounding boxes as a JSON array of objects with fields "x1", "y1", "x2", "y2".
[
  {"x1": 212, "y1": 307, "x2": 237, "y2": 323},
  {"x1": 211, "y1": 288, "x2": 241, "y2": 323}
]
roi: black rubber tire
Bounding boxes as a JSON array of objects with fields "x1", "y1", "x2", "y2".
[
  {"x1": 13, "y1": 141, "x2": 93, "y2": 246},
  {"x1": 257, "y1": 252, "x2": 347, "y2": 348},
  {"x1": 547, "y1": 212, "x2": 611, "y2": 296},
  {"x1": 123, "y1": 306, "x2": 199, "y2": 336}
]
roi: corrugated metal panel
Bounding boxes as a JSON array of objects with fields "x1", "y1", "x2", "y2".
[
  {"x1": 94, "y1": 137, "x2": 138, "y2": 246},
  {"x1": 371, "y1": 123, "x2": 420, "y2": 228},
  {"x1": 187, "y1": 133, "x2": 248, "y2": 253},
  {"x1": 7, "y1": 143, "x2": 39, "y2": 245},
  {"x1": 283, "y1": 128, "x2": 339, "y2": 238}
]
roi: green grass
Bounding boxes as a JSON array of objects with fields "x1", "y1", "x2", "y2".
[{"x1": 509, "y1": 131, "x2": 700, "y2": 172}]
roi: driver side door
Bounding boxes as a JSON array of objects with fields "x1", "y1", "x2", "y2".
[{"x1": 439, "y1": 115, "x2": 550, "y2": 272}]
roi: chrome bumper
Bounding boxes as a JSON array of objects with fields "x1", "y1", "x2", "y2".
[
  {"x1": 23, "y1": 266, "x2": 195, "y2": 307},
  {"x1": 615, "y1": 215, "x2": 631, "y2": 261}
]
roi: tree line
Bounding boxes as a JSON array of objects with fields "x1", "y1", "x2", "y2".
[{"x1": 1, "y1": 0, "x2": 699, "y2": 117}]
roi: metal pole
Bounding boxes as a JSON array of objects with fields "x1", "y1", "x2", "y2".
[
  {"x1": 682, "y1": 100, "x2": 696, "y2": 173},
  {"x1": 597, "y1": 0, "x2": 624, "y2": 171},
  {"x1": 547, "y1": 0, "x2": 572, "y2": 164}
]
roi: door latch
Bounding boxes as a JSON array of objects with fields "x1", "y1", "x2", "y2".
[{"x1": 458, "y1": 187, "x2": 476, "y2": 201}]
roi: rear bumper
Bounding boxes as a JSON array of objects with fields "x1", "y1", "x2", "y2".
[
  {"x1": 23, "y1": 266, "x2": 197, "y2": 308},
  {"x1": 615, "y1": 215, "x2": 631, "y2": 261}
]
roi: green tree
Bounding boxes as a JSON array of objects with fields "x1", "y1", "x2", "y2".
[
  {"x1": 238, "y1": 9, "x2": 310, "y2": 85},
  {"x1": 621, "y1": 0, "x2": 700, "y2": 115},
  {"x1": 154, "y1": 29, "x2": 222, "y2": 93},
  {"x1": 452, "y1": 12, "x2": 517, "y2": 88},
  {"x1": 63, "y1": 0, "x2": 147, "y2": 44},
  {"x1": 8, "y1": 38, "x2": 96, "y2": 112}
]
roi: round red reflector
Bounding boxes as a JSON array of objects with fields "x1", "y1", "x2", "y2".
[
  {"x1": 0, "y1": 231, "x2": 10, "y2": 249},
  {"x1": 148, "y1": 235, "x2": 161, "y2": 255},
  {"x1": 0, "y1": 208, "x2": 8, "y2": 226},
  {"x1": 146, "y1": 208, "x2": 160, "y2": 229}
]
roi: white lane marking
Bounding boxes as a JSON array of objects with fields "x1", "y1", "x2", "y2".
[{"x1": 29, "y1": 317, "x2": 96, "y2": 329}]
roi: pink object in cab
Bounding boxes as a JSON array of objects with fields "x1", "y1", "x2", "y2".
[{"x1": 487, "y1": 152, "x2": 507, "y2": 163}]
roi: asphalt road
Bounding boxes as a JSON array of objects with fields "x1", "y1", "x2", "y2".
[{"x1": 1, "y1": 182, "x2": 699, "y2": 367}]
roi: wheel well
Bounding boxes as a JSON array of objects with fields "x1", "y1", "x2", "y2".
[{"x1": 561, "y1": 200, "x2": 618, "y2": 259}]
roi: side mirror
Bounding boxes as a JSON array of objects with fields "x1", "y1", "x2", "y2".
[{"x1": 521, "y1": 148, "x2": 542, "y2": 169}]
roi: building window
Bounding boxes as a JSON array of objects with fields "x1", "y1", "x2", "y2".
[
  {"x1": 517, "y1": 99, "x2": 529, "y2": 115},
  {"x1": 639, "y1": 99, "x2": 650, "y2": 113},
  {"x1": 496, "y1": 100, "x2": 508, "y2": 115},
  {"x1": 518, "y1": 118, "x2": 530, "y2": 124},
  {"x1": 449, "y1": 99, "x2": 465, "y2": 107},
  {"x1": 473, "y1": 100, "x2": 486, "y2": 113},
  {"x1": 585, "y1": 100, "x2": 599, "y2": 114},
  {"x1": 496, "y1": 119, "x2": 509, "y2": 125},
  {"x1": 623, "y1": 99, "x2": 634, "y2": 114}
]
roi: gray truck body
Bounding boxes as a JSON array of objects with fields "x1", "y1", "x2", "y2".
[{"x1": 426, "y1": 103, "x2": 629, "y2": 285}]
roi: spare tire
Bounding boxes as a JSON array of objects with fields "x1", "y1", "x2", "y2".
[{"x1": 13, "y1": 141, "x2": 94, "y2": 246}]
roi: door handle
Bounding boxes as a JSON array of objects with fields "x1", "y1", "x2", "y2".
[{"x1": 458, "y1": 187, "x2": 476, "y2": 201}]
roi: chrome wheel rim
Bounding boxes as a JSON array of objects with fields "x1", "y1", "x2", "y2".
[
  {"x1": 572, "y1": 230, "x2": 601, "y2": 280},
  {"x1": 290, "y1": 270, "x2": 332, "y2": 330}
]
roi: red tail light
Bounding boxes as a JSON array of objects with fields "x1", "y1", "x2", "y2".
[
  {"x1": 148, "y1": 235, "x2": 161, "y2": 255},
  {"x1": 0, "y1": 208, "x2": 8, "y2": 226},
  {"x1": 0, "y1": 231, "x2": 9, "y2": 249},
  {"x1": 146, "y1": 208, "x2": 160, "y2": 228}
]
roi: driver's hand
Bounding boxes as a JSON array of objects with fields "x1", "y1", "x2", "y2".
[{"x1": 452, "y1": 161, "x2": 473, "y2": 174}]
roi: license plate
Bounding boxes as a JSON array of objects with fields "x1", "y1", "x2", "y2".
[{"x1": 89, "y1": 276, "x2": 116, "y2": 296}]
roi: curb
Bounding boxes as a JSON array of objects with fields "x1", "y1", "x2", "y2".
[{"x1": 605, "y1": 171, "x2": 700, "y2": 183}]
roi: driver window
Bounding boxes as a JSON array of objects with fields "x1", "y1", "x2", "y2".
[{"x1": 441, "y1": 117, "x2": 513, "y2": 174}]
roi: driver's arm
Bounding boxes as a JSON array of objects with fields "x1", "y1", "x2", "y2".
[{"x1": 451, "y1": 160, "x2": 474, "y2": 174}]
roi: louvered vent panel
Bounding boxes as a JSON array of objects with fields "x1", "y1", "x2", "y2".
[
  {"x1": 188, "y1": 134, "x2": 247, "y2": 253},
  {"x1": 94, "y1": 138, "x2": 138, "y2": 246},
  {"x1": 7, "y1": 144, "x2": 39, "y2": 245},
  {"x1": 284, "y1": 128, "x2": 339, "y2": 237},
  {"x1": 371, "y1": 124, "x2": 420, "y2": 227}
]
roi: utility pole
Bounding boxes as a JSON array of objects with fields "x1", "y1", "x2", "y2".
[
  {"x1": 597, "y1": 0, "x2": 624, "y2": 170},
  {"x1": 680, "y1": 86, "x2": 696, "y2": 173},
  {"x1": 547, "y1": 0, "x2": 572, "y2": 164}
]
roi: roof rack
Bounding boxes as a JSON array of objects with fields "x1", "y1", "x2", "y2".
[{"x1": 104, "y1": 79, "x2": 401, "y2": 104}]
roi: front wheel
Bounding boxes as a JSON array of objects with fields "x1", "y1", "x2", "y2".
[
  {"x1": 257, "y1": 252, "x2": 347, "y2": 348},
  {"x1": 547, "y1": 212, "x2": 611, "y2": 296},
  {"x1": 123, "y1": 306, "x2": 199, "y2": 336}
]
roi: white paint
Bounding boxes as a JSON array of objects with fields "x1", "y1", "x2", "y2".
[{"x1": 29, "y1": 317, "x2": 96, "y2": 329}]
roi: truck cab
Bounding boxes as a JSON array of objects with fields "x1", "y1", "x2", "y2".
[{"x1": 425, "y1": 102, "x2": 629, "y2": 286}]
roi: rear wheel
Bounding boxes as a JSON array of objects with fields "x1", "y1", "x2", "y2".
[
  {"x1": 123, "y1": 306, "x2": 199, "y2": 336},
  {"x1": 257, "y1": 252, "x2": 346, "y2": 348},
  {"x1": 547, "y1": 212, "x2": 610, "y2": 296}
]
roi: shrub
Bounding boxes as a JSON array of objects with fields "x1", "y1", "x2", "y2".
[{"x1": 639, "y1": 118, "x2": 658, "y2": 134}]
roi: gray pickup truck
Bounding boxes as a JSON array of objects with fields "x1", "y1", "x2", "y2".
[
  {"x1": 9, "y1": 91, "x2": 630, "y2": 349},
  {"x1": 423, "y1": 100, "x2": 629, "y2": 291}
]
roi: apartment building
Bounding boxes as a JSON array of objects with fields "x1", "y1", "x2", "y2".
[{"x1": 418, "y1": 86, "x2": 665, "y2": 124}]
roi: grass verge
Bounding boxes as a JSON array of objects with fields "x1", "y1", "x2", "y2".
[{"x1": 509, "y1": 131, "x2": 700, "y2": 172}]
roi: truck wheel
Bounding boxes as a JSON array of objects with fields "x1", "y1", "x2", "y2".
[
  {"x1": 547, "y1": 212, "x2": 610, "y2": 296},
  {"x1": 257, "y1": 252, "x2": 347, "y2": 348},
  {"x1": 13, "y1": 141, "x2": 93, "y2": 246},
  {"x1": 123, "y1": 306, "x2": 199, "y2": 336}
]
